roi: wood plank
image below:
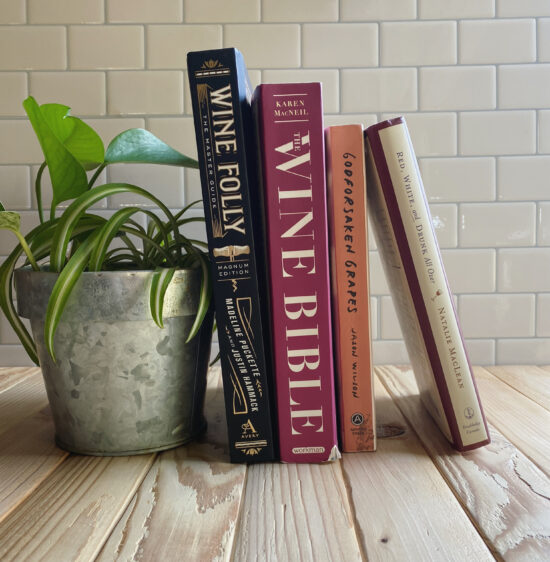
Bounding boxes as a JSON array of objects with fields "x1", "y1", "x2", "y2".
[
  {"x1": 0, "y1": 368, "x2": 68, "y2": 523},
  {"x1": 0, "y1": 454, "x2": 155, "y2": 561},
  {"x1": 233, "y1": 461, "x2": 363, "y2": 562},
  {"x1": 0, "y1": 367, "x2": 40, "y2": 394},
  {"x1": 377, "y1": 365, "x2": 550, "y2": 562},
  {"x1": 0, "y1": 372, "x2": 50, "y2": 438},
  {"x1": 486, "y1": 365, "x2": 550, "y2": 412},
  {"x1": 96, "y1": 367, "x2": 247, "y2": 562},
  {"x1": 342, "y1": 374, "x2": 494, "y2": 562},
  {"x1": 0, "y1": 405, "x2": 68, "y2": 524},
  {"x1": 473, "y1": 367, "x2": 550, "y2": 477}
]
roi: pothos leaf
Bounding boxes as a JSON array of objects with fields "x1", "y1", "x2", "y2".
[
  {"x1": 105, "y1": 128, "x2": 199, "y2": 168},
  {"x1": 39, "y1": 103, "x2": 104, "y2": 171},
  {"x1": 23, "y1": 97, "x2": 89, "y2": 208}
]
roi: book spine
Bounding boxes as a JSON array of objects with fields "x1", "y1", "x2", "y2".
[
  {"x1": 365, "y1": 117, "x2": 490, "y2": 451},
  {"x1": 254, "y1": 83, "x2": 339, "y2": 463},
  {"x1": 187, "y1": 48, "x2": 276, "y2": 462},
  {"x1": 325, "y1": 125, "x2": 376, "y2": 452}
]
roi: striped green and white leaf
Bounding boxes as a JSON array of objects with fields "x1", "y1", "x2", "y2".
[
  {"x1": 150, "y1": 266, "x2": 177, "y2": 328},
  {"x1": 44, "y1": 230, "x2": 102, "y2": 362},
  {"x1": 49, "y1": 183, "x2": 178, "y2": 272},
  {"x1": 186, "y1": 250, "x2": 212, "y2": 343},
  {"x1": 0, "y1": 219, "x2": 58, "y2": 365},
  {"x1": 0, "y1": 202, "x2": 18, "y2": 230},
  {"x1": 0, "y1": 205, "x2": 39, "y2": 271}
]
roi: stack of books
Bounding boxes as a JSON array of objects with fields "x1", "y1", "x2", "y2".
[{"x1": 187, "y1": 48, "x2": 490, "y2": 464}]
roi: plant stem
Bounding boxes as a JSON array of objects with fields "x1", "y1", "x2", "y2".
[
  {"x1": 15, "y1": 232, "x2": 40, "y2": 271},
  {"x1": 88, "y1": 164, "x2": 106, "y2": 189},
  {"x1": 35, "y1": 162, "x2": 47, "y2": 224}
]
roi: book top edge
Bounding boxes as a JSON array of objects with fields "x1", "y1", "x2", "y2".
[
  {"x1": 365, "y1": 116, "x2": 405, "y2": 137},
  {"x1": 187, "y1": 47, "x2": 240, "y2": 58},
  {"x1": 254, "y1": 82, "x2": 322, "y2": 93},
  {"x1": 325, "y1": 123, "x2": 364, "y2": 133}
]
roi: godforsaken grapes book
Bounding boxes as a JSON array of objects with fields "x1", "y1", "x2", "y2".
[
  {"x1": 326, "y1": 124, "x2": 376, "y2": 453},
  {"x1": 365, "y1": 117, "x2": 490, "y2": 451},
  {"x1": 253, "y1": 82, "x2": 340, "y2": 463},
  {"x1": 187, "y1": 48, "x2": 276, "y2": 462}
]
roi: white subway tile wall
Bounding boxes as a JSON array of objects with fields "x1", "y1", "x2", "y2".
[{"x1": 1, "y1": 0, "x2": 549, "y2": 366}]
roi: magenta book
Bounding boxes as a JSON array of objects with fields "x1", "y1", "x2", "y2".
[{"x1": 253, "y1": 82, "x2": 339, "y2": 463}]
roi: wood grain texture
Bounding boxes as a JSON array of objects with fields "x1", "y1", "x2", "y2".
[
  {"x1": 0, "y1": 406, "x2": 67, "y2": 524},
  {"x1": 377, "y1": 365, "x2": 550, "y2": 562},
  {"x1": 97, "y1": 367, "x2": 247, "y2": 562},
  {"x1": 342, "y1": 374, "x2": 495, "y2": 562},
  {"x1": 0, "y1": 454, "x2": 154, "y2": 561},
  {"x1": 0, "y1": 367, "x2": 40, "y2": 394},
  {"x1": 0, "y1": 367, "x2": 68, "y2": 523},
  {"x1": 0, "y1": 366, "x2": 548, "y2": 562},
  {"x1": 473, "y1": 367, "x2": 550, "y2": 477},
  {"x1": 233, "y1": 461, "x2": 363, "y2": 562},
  {"x1": 486, "y1": 366, "x2": 550, "y2": 412},
  {"x1": 0, "y1": 370, "x2": 49, "y2": 438}
]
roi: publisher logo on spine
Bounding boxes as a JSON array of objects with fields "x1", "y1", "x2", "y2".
[
  {"x1": 351, "y1": 412, "x2": 364, "y2": 426},
  {"x1": 292, "y1": 447, "x2": 326, "y2": 454}
]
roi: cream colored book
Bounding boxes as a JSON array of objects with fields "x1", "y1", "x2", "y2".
[{"x1": 365, "y1": 117, "x2": 490, "y2": 451}]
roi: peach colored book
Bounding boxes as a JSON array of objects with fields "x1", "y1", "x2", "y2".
[{"x1": 326, "y1": 124, "x2": 376, "y2": 452}]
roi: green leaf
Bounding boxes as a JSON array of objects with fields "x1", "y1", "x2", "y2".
[
  {"x1": 0, "y1": 249, "x2": 39, "y2": 365},
  {"x1": 186, "y1": 251, "x2": 212, "y2": 343},
  {"x1": 50, "y1": 183, "x2": 178, "y2": 272},
  {"x1": 88, "y1": 207, "x2": 170, "y2": 271},
  {"x1": 40, "y1": 103, "x2": 104, "y2": 171},
  {"x1": 105, "y1": 129, "x2": 199, "y2": 168},
  {"x1": 0, "y1": 209, "x2": 20, "y2": 233},
  {"x1": 0, "y1": 220, "x2": 55, "y2": 365},
  {"x1": 150, "y1": 267, "x2": 176, "y2": 329},
  {"x1": 0, "y1": 216, "x2": 108, "y2": 365},
  {"x1": 174, "y1": 199, "x2": 203, "y2": 221},
  {"x1": 23, "y1": 97, "x2": 89, "y2": 209},
  {"x1": 0, "y1": 208, "x2": 39, "y2": 270},
  {"x1": 44, "y1": 230, "x2": 101, "y2": 362},
  {"x1": 88, "y1": 207, "x2": 142, "y2": 271}
]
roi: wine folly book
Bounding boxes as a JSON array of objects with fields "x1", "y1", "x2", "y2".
[
  {"x1": 364, "y1": 117, "x2": 490, "y2": 452},
  {"x1": 253, "y1": 82, "x2": 340, "y2": 463},
  {"x1": 325, "y1": 125, "x2": 376, "y2": 453},
  {"x1": 187, "y1": 48, "x2": 276, "y2": 462}
]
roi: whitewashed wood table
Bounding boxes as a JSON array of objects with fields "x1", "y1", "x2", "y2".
[{"x1": 0, "y1": 365, "x2": 549, "y2": 561}]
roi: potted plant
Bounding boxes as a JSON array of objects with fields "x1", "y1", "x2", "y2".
[{"x1": 0, "y1": 97, "x2": 214, "y2": 456}]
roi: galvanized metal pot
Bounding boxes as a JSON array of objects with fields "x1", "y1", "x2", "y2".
[{"x1": 15, "y1": 268, "x2": 214, "y2": 456}]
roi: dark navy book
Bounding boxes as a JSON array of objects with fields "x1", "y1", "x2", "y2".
[{"x1": 187, "y1": 48, "x2": 276, "y2": 462}]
